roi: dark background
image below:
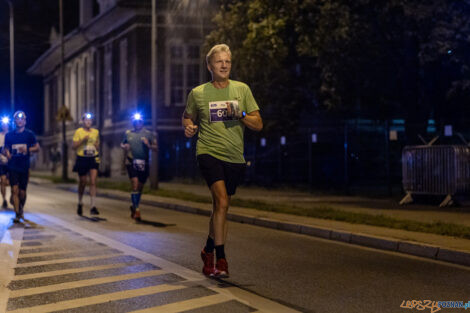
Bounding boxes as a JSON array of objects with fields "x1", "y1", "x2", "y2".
[{"x1": 0, "y1": 0, "x2": 79, "y2": 133}]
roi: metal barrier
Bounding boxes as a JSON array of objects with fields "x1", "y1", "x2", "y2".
[{"x1": 400, "y1": 145, "x2": 470, "y2": 207}]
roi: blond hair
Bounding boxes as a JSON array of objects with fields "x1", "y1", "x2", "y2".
[{"x1": 206, "y1": 44, "x2": 232, "y2": 64}]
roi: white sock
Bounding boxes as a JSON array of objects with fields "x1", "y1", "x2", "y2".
[{"x1": 90, "y1": 196, "x2": 96, "y2": 208}]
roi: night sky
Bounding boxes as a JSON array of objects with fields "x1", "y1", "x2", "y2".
[{"x1": 0, "y1": 0, "x2": 79, "y2": 133}]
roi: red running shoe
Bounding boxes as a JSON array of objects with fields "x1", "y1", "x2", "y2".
[
  {"x1": 214, "y1": 258, "x2": 229, "y2": 278},
  {"x1": 134, "y1": 209, "x2": 141, "y2": 222},
  {"x1": 200, "y1": 250, "x2": 215, "y2": 276}
]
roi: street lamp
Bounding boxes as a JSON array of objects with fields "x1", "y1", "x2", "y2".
[{"x1": 5, "y1": 0, "x2": 15, "y2": 112}]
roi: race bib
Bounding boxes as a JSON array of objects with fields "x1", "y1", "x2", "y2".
[
  {"x1": 133, "y1": 159, "x2": 146, "y2": 172},
  {"x1": 12, "y1": 144, "x2": 27, "y2": 155},
  {"x1": 84, "y1": 145, "x2": 96, "y2": 156},
  {"x1": 209, "y1": 101, "x2": 239, "y2": 123}
]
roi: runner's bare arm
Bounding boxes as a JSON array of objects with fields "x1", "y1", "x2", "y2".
[
  {"x1": 144, "y1": 138, "x2": 158, "y2": 151},
  {"x1": 29, "y1": 143, "x2": 40, "y2": 153},
  {"x1": 94, "y1": 137, "x2": 100, "y2": 150},
  {"x1": 4, "y1": 147, "x2": 11, "y2": 160},
  {"x1": 182, "y1": 112, "x2": 198, "y2": 138},
  {"x1": 240, "y1": 110, "x2": 263, "y2": 132}
]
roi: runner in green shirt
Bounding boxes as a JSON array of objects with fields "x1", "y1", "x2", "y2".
[
  {"x1": 121, "y1": 113, "x2": 157, "y2": 222},
  {"x1": 182, "y1": 44, "x2": 263, "y2": 278}
]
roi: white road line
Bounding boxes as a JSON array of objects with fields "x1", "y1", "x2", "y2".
[
  {"x1": 131, "y1": 294, "x2": 230, "y2": 313},
  {"x1": 11, "y1": 261, "x2": 142, "y2": 280},
  {"x1": 38, "y1": 213, "x2": 301, "y2": 313},
  {"x1": 0, "y1": 223, "x2": 25, "y2": 313},
  {"x1": 7, "y1": 284, "x2": 186, "y2": 313},
  {"x1": 19, "y1": 242, "x2": 105, "y2": 252},
  {"x1": 16, "y1": 246, "x2": 115, "y2": 258},
  {"x1": 9, "y1": 269, "x2": 165, "y2": 297},
  {"x1": 14, "y1": 252, "x2": 124, "y2": 268}
]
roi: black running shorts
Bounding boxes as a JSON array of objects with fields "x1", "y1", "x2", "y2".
[
  {"x1": 126, "y1": 158, "x2": 150, "y2": 184},
  {"x1": 9, "y1": 170, "x2": 29, "y2": 190},
  {"x1": 197, "y1": 154, "x2": 246, "y2": 196},
  {"x1": 73, "y1": 156, "x2": 99, "y2": 176},
  {"x1": 0, "y1": 164, "x2": 8, "y2": 176}
]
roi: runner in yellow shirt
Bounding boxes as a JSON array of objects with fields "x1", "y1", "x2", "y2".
[{"x1": 72, "y1": 113, "x2": 100, "y2": 216}]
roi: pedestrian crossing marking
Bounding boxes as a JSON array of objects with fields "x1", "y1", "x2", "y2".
[
  {"x1": 9, "y1": 270, "x2": 166, "y2": 297},
  {"x1": 0, "y1": 213, "x2": 299, "y2": 313},
  {"x1": 7, "y1": 284, "x2": 187, "y2": 313},
  {"x1": 17, "y1": 248, "x2": 121, "y2": 263},
  {"x1": 14, "y1": 252, "x2": 124, "y2": 268},
  {"x1": 131, "y1": 294, "x2": 232, "y2": 313},
  {"x1": 11, "y1": 261, "x2": 143, "y2": 280}
]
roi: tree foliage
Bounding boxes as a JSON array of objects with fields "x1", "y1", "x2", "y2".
[{"x1": 206, "y1": 0, "x2": 470, "y2": 139}]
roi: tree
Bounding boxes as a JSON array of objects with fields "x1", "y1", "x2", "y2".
[
  {"x1": 206, "y1": 0, "x2": 470, "y2": 141},
  {"x1": 206, "y1": 0, "x2": 307, "y2": 133}
]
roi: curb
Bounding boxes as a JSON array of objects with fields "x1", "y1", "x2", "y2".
[{"x1": 35, "y1": 181, "x2": 470, "y2": 268}]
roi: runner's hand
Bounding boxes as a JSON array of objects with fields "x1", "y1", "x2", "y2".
[
  {"x1": 226, "y1": 102, "x2": 234, "y2": 118},
  {"x1": 141, "y1": 137, "x2": 149, "y2": 146},
  {"x1": 226, "y1": 102, "x2": 241, "y2": 119},
  {"x1": 184, "y1": 125, "x2": 198, "y2": 138},
  {"x1": 121, "y1": 143, "x2": 130, "y2": 151}
]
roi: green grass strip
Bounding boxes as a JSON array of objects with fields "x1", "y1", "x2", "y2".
[
  {"x1": 33, "y1": 174, "x2": 470, "y2": 240},
  {"x1": 32, "y1": 173, "x2": 77, "y2": 184}
]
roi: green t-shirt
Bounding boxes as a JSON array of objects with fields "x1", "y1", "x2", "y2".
[
  {"x1": 184, "y1": 80, "x2": 259, "y2": 163},
  {"x1": 122, "y1": 128, "x2": 155, "y2": 160}
]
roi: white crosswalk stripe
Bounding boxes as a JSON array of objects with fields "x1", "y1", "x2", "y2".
[{"x1": 0, "y1": 213, "x2": 299, "y2": 313}]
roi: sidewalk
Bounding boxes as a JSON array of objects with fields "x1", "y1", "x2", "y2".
[{"x1": 30, "y1": 173, "x2": 470, "y2": 267}]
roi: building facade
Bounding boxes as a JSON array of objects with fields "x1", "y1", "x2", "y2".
[{"x1": 29, "y1": 0, "x2": 215, "y2": 180}]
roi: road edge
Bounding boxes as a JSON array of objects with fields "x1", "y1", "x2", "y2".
[{"x1": 30, "y1": 180, "x2": 470, "y2": 268}]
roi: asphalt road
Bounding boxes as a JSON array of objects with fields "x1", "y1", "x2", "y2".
[{"x1": 1, "y1": 183, "x2": 469, "y2": 313}]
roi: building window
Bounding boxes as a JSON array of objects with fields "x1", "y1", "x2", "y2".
[
  {"x1": 119, "y1": 39, "x2": 128, "y2": 111},
  {"x1": 166, "y1": 43, "x2": 201, "y2": 107}
]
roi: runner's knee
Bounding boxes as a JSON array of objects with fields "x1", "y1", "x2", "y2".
[{"x1": 214, "y1": 195, "x2": 229, "y2": 212}]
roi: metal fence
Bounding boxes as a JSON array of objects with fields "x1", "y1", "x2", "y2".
[
  {"x1": 157, "y1": 120, "x2": 411, "y2": 193},
  {"x1": 401, "y1": 145, "x2": 470, "y2": 206}
]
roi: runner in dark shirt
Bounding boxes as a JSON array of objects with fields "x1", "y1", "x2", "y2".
[
  {"x1": 4, "y1": 111, "x2": 40, "y2": 222},
  {"x1": 121, "y1": 113, "x2": 157, "y2": 221}
]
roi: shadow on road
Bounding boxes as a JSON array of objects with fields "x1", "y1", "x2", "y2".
[
  {"x1": 8, "y1": 218, "x2": 40, "y2": 229},
  {"x1": 79, "y1": 216, "x2": 108, "y2": 222},
  {"x1": 136, "y1": 219, "x2": 175, "y2": 228}
]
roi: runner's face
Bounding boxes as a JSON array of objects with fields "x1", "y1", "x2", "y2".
[
  {"x1": 83, "y1": 118, "x2": 92, "y2": 128},
  {"x1": 134, "y1": 120, "x2": 143, "y2": 131},
  {"x1": 14, "y1": 117, "x2": 26, "y2": 128},
  {"x1": 208, "y1": 51, "x2": 231, "y2": 82}
]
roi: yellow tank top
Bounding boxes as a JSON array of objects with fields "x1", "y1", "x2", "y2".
[{"x1": 73, "y1": 127, "x2": 99, "y2": 157}]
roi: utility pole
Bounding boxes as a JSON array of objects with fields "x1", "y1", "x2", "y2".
[
  {"x1": 6, "y1": 0, "x2": 15, "y2": 112},
  {"x1": 150, "y1": 0, "x2": 159, "y2": 189},
  {"x1": 60, "y1": 0, "x2": 68, "y2": 180}
]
